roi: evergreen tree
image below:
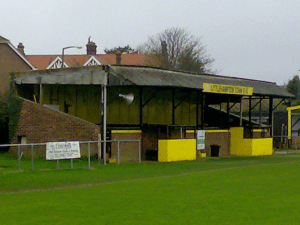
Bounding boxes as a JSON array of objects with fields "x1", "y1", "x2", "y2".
[{"x1": 286, "y1": 75, "x2": 300, "y2": 104}]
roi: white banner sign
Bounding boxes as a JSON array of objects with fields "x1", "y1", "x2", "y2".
[
  {"x1": 46, "y1": 141, "x2": 81, "y2": 160},
  {"x1": 196, "y1": 130, "x2": 205, "y2": 150}
]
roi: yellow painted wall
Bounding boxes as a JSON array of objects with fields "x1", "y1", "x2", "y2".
[
  {"x1": 174, "y1": 90, "x2": 198, "y2": 125},
  {"x1": 252, "y1": 138, "x2": 273, "y2": 156},
  {"x1": 107, "y1": 87, "x2": 140, "y2": 125},
  {"x1": 143, "y1": 88, "x2": 172, "y2": 125},
  {"x1": 230, "y1": 127, "x2": 273, "y2": 156},
  {"x1": 158, "y1": 140, "x2": 169, "y2": 162},
  {"x1": 158, "y1": 139, "x2": 196, "y2": 162},
  {"x1": 41, "y1": 85, "x2": 102, "y2": 124},
  {"x1": 34, "y1": 85, "x2": 202, "y2": 126}
]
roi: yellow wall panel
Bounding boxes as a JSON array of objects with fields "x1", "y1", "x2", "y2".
[
  {"x1": 76, "y1": 86, "x2": 89, "y2": 121},
  {"x1": 143, "y1": 88, "x2": 172, "y2": 125},
  {"x1": 86, "y1": 86, "x2": 101, "y2": 124},
  {"x1": 252, "y1": 138, "x2": 273, "y2": 156},
  {"x1": 173, "y1": 90, "x2": 198, "y2": 126},
  {"x1": 37, "y1": 85, "x2": 201, "y2": 126},
  {"x1": 107, "y1": 87, "x2": 139, "y2": 124},
  {"x1": 230, "y1": 127, "x2": 273, "y2": 156},
  {"x1": 158, "y1": 139, "x2": 196, "y2": 162}
]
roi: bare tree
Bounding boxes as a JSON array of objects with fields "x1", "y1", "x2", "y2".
[
  {"x1": 138, "y1": 27, "x2": 214, "y2": 73},
  {"x1": 104, "y1": 45, "x2": 136, "y2": 54}
]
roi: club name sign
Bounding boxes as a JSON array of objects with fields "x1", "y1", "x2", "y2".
[
  {"x1": 46, "y1": 141, "x2": 81, "y2": 160},
  {"x1": 203, "y1": 83, "x2": 253, "y2": 96}
]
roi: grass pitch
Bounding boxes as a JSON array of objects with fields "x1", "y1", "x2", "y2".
[{"x1": 1, "y1": 154, "x2": 300, "y2": 224}]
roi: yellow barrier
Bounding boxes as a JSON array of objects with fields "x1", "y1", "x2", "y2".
[
  {"x1": 158, "y1": 139, "x2": 196, "y2": 162},
  {"x1": 230, "y1": 127, "x2": 273, "y2": 156},
  {"x1": 111, "y1": 130, "x2": 141, "y2": 133}
]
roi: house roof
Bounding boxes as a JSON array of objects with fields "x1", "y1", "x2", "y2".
[
  {"x1": 0, "y1": 35, "x2": 36, "y2": 70},
  {"x1": 0, "y1": 35, "x2": 9, "y2": 43},
  {"x1": 26, "y1": 53, "x2": 151, "y2": 70},
  {"x1": 15, "y1": 65, "x2": 293, "y2": 98}
]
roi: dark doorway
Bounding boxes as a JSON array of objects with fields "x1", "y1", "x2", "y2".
[{"x1": 0, "y1": 116, "x2": 9, "y2": 152}]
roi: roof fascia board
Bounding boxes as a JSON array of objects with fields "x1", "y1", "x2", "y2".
[
  {"x1": 15, "y1": 68, "x2": 107, "y2": 85},
  {"x1": 0, "y1": 37, "x2": 9, "y2": 43},
  {"x1": 7, "y1": 42, "x2": 37, "y2": 70}
]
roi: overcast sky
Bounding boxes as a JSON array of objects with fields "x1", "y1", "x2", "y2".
[{"x1": 2, "y1": 0, "x2": 300, "y2": 85}]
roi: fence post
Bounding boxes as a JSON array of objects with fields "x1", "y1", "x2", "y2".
[
  {"x1": 139, "y1": 140, "x2": 142, "y2": 163},
  {"x1": 31, "y1": 144, "x2": 34, "y2": 171},
  {"x1": 18, "y1": 144, "x2": 21, "y2": 172},
  {"x1": 88, "y1": 142, "x2": 91, "y2": 169},
  {"x1": 117, "y1": 141, "x2": 120, "y2": 164},
  {"x1": 180, "y1": 127, "x2": 183, "y2": 139}
]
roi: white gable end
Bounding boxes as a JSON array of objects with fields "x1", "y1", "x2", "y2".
[
  {"x1": 84, "y1": 56, "x2": 101, "y2": 66},
  {"x1": 47, "y1": 56, "x2": 68, "y2": 69}
]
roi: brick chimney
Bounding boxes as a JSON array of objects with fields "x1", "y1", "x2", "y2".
[
  {"x1": 116, "y1": 50, "x2": 121, "y2": 65},
  {"x1": 86, "y1": 37, "x2": 97, "y2": 55},
  {"x1": 17, "y1": 43, "x2": 25, "y2": 55}
]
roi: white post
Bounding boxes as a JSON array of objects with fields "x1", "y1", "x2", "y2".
[
  {"x1": 18, "y1": 145, "x2": 21, "y2": 172},
  {"x1": 88, "y1": 142, "x2": 91, "y2": 169},
  {"x1": 101, "y1": 70, "x2": 108, "y2": 165},
  {"x1": 117, "y1": 141, "x2": 120, "y2": 164},
  {"x1": 103, "y1": 83, "x2": 107, "y2": 165},
  {"x1": 31, "y1": 144, "x2": 34, "y2": 171},
  {"x1": 139, "y1": 140, "x2": 142, "y2": 163},
  {"x1": 39, "y1": 83, "x2": 43, "y2": 105}
]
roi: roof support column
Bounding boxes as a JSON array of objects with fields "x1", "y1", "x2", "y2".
[
  {"x1": 172, "y1": 89, "x2": 175, "y2": 125},
  {"x1": 240, "y1": 97, "x2": 243, "y2": 126},
  {"x1": 219, "y1": 102, "x2": 222, "y2": 127},
  {"x1": 196, "y1": 90, "x2": 199, "y2": 129},
  {"x1": 39, "y1": 83, "x2": 43, "y2": 105},
  {"x1": 269, "y1": 96, "x2": 273, "y2": 137},
  {"x1": 201, "y1": 92, "x2": 205, "y2": 129},
  {"x1": 227, "y1": 95, "x2": 230, "y2": 128},
  {"x1": 101, "y1": 69, "x2": 108, "y2": 165},
  {"x1": 140, "y1": 87, "x2": 143, "y2": 127},
  {"x1": 259, "y1": 96, "x2": 262, "y2": 128},
  {"x1": 249, "y1": 96, "x2": 253, "y2": 138}
]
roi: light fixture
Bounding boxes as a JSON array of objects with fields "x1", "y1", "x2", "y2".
[
  {"x1": 118, "y1": 93, "x2": 134, "y2": 105},
  {"x1": 61, "y1": 46, "x2": 82, "y2": 68}
]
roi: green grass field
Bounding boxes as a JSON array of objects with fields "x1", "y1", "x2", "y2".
[{"x1": 1, "y1": 153, "x2": 300, "y2": 224}]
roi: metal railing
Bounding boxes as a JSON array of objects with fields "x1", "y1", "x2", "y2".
[
  {"x1": 273, "y1": 135, "x2": 300, "y2": 154},
  {"x1": 0, "y1": 139, "x2": 141, "y2": 172}
]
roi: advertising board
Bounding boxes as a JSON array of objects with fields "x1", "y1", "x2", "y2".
[
  {"x1": 46, "y1": 141, "x2": 81, "y2": 160},
  {"x1": 196, "y1": 130, "x2": 205, "y2": 150}
]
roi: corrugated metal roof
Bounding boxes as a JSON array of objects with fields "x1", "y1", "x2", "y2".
[
  {"x1": 15, "y1": 65, "x2": 293, "y2": 98},
  {"x1": 109, "y1": 66, "x2": 293, "y2": 98},
  {"x1": 15, "y1": 66, "x2": 106, "y2": 85}
]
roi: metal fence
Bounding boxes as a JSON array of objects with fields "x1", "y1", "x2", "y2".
[
  {"x1": 273, "y1": 135, "x2": 300, "y2": 154},
  {"x1": 0, "y1": 139, "x2": 141, "y2": 172}
]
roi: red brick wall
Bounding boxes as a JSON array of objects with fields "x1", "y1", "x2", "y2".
[
  {"x1": 186, "y1": 130, "x2": 230, "y2": 156},
  {"x1": 10, "y1": 98, "x2": 100, "y2": 157},
  {"x1": 0, "y1": 43, "x2": 32, "y2": 94}
]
